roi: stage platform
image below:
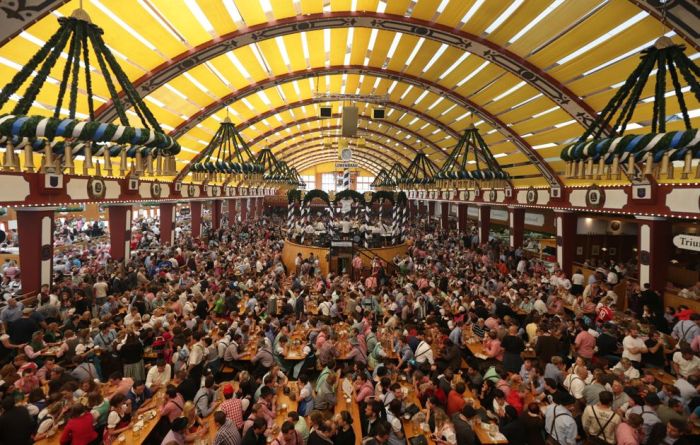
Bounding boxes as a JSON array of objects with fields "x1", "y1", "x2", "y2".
[{"x1": 282, "y1": 239, "x2": 409, "y2": 276}]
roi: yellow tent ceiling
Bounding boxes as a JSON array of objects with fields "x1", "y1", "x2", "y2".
[{"x1": 0, "y1": 0, "x2": 698, "y2": 187}]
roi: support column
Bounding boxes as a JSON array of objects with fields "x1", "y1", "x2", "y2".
[
  {"x1": 191, "y1": 201, "x2": 202, "y2": 239},
  {"x1": 428, "y1": 201, "x2": 436, "y2": 220},
  {"x1": 17, "y1": 209, "x2": 54, "y2": 295},
  {"x1": 159, "y1": 203, "x2": 176, "y2": 246},
  {"x1": 227, "y1": 200, "x2": 237, "y2": 226},
  {"x1": 478, "y1": 205, "x2": 491, "y2": 245},
  {"x1": 240, "y1": 198, "x2": 248, "y2": 221},
  {"x1": 509, "y1": 207, "x2": 525, "y2": 249},
  {"x1": 108, "y1": 205, "x2": 132, "y2": 264},
  {"x1": 440, "y1": 202, "x2": 449, "y2": 230},
  {"x1": 409, "y1": 200, "x2": 417, "y2": 221},
  {"x1": 555, "y1": 211, "x2": 577, "y2": 274},
  {"x1": 637, "y1": 217, "x2": 670, "y2": 292},
  {"x1": 211, "y1": 200, "x2": 222, "y2": 232},
  {"x1": 458, "y1": 203, "x2": 468, "y2": 233},
  {"x1": 258, "y1": 197, "x2": 265, "y2": 218}
]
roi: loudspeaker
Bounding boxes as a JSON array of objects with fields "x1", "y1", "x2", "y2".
[
  {"x1": 372, "y1": 108, "x2": 385, "y2": 120},
  {"x1": 342, "y1": 106, "x2": 358, "y2": 137},
  {"x1": 319, "y1": 106, "x2": 332, "y2": 118}
]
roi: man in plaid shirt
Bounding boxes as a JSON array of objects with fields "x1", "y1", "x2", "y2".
[
  {"x1": 214, "y1": 411, "x2": 242, "y2": 445},
  {"x1": 219, "y1": 384, "x2": 245, "y2": 430}
]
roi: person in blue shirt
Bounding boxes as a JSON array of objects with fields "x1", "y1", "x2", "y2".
[{"x1": 126, "y1": 381, "x2": 152, "y2": 412}]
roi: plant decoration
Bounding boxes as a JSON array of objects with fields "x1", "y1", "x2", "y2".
[
  {"x1": 398, "y1": 151, "x2": 440, "y2": 189},
  {"x1": 189, "y1": 118, "x2": 263, "y2": 184},
  {"x1": 435, "y1": 124, "x2": 511, "y2": 189},
  {"x1": 0, "y1": 8, "x2": 179, "y2": 176},
  {"x1": 560, "y1": 36, "x2": 700, "y2": 180}
]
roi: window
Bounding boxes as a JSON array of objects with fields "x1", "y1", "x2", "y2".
[
  {"x1": 300, "y1": 175, "x2": 315, "y2": 189},
  {"x1": 356, "y1": 176, "x2": 374, "y2": 193},
  {"x1": 321, "y1": 173, "x2": 336, "y2": 192}
]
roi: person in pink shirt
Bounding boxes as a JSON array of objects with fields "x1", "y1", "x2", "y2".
[
  {"x1": 615, "y1": 413, "x2": 643, "y2": 445},
  {"x1": 354, "y1": 373, "x2": 374, "y2": 403},
  {"x1": 574, "y1": 322, "x2": 596, "y2": 360},
  {"x1": 484, "y1": 316, "x2": 501, "y2": 331},
  {"x1": 160, "y1": 386, "x2": 185, "y2": 423},
  {"x1": 108, "y1": 374, "x2": 134, "y2": 398},
  {"x1": 483, "y1": 331, "x2": 504, "y2": 361}
]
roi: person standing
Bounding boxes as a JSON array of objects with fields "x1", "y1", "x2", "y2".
[{"x1": 581, "y1": 391, "x2": 621, "y2": 445}]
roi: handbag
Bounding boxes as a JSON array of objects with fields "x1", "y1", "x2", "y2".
[
  {"x1": 409, "y1": 436, "x2": 428, "y2": 445},
  {"x1": 404, "y1": 403, "x2": 420, "y2": 417}
]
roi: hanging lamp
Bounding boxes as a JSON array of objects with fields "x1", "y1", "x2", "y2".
[
  {"x1": 371, "y1": 168, "x2": 391, "y2": 190},
  {"x1": 0, "y1": 6, "x2": 179, "y2": 176},
  {"x1": 399, "y1": 151, "x2": 440, "y2": 190},
  {"x1": 561, "y1": 36, "x2": 700, "y2": 180},
  {"x1": 189, "y1": 117, "x2": 263, "y2": 184},
  {"x1": 435, "y1": 124, "x2": 511, "y2": 189}
]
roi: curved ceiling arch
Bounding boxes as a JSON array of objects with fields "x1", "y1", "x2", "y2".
[
  {"x1": 173, "y1": 66, "x2": 558, "y2": 186},
  {"x1": 250, "y1": 117, "x2": 441, "y2": 160},
  {"x1": 283, "y1": 138, "x2": 395, "y2": 172},
  {"x1": 272, "y1": 135, "x2": 412, "y2": 170},
  {"x1": 293, "y1": 154, "x2": 383, "y2": 176},
  {"x1": 237, "y1": 98, "x2": 459, "y2": 142},
  {"x1": 292, "y1": 151, "x2": 384, "y2": 176},
  {"x1": 277, "y1": 136, "x2": 416, "y2": 169},
  {"x1": 283, "y1": 146, "x2": 390, "y2": 175},
  {"x1": 94, "y1": 11, "x2": 607, "y2": 130},
  {"x1": 2, "y1": 2, "x2": 696, "y2": 55},
  {"x1": 265, "y1": 128, "x2": 420, "y2": 166}
]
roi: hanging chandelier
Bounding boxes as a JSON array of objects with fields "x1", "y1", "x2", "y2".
[
  {"x1": 0, "y1": 7, "x2": 180, "y2": 177},
  {"x1": 189, "y1": 117, "x2": 263, "y2": 184},
  {"x1": 435, "y1": 124, "x2": 511, "y2": 189},
  {"x1": 398, "y1": 151, "x2": 440, "y2": 190},
  {"x1": 371, "y1": 168, "x2": 392, "y2": 190},
  {"x1": 561, "y1": 36, "x2": 700, "y2": 181}
]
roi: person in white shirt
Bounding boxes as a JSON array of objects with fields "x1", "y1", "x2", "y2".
[
  {"x1": 622, "y1": 327, "x2": 647, "y2": 365},
  {"x1": 414, "y1": 336, "x2": 434, "y2": 366},
  {"x1": 612, "y1": 358, "x2": 640, "y2": 380},
  {"x1": 563, "y1": 366, "x2": 588, "y2": 400},
  {"x1": 145, "y1": 359, "x2": 171, "y2": 391},
  {"x1": 672, "y1": 348, "x2": 700, "y2": 379}
]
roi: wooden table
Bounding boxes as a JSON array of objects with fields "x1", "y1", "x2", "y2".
[
  {"x1": 334, "y1": 377, "x2": 363, "y2": 445},
  {"x1": 644, "y1": 368, "x2": 676, "y2": 386},
  {"x1": 35, "y1": 390, "x2": 164, "y2": 445}
]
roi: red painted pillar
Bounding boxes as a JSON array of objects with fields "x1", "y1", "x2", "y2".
[
  {"x1": 458, "y1": 203, "x2": 468, "y2": 233},
  {"x1": 478, "y1": 205, "x2": 490, "y2": 245},
  {"x1": 258, "y1": 197, "x2": 265, "y2": 218},
  {"x1": 211, "y1": 200, "x2": 222, "y2": 232},
  {"x1": 441, "y1": 202, "x2": 449, "y2": 230},
  {"x1": 409, "y1": 200, "x2": 417, "y2": 220},
  {"x1": 250, "y1": 198, "x2": 257, "y2": 221},
  {"x1": 17, "y1": 209, "x2": 54, "y2": 295},
  {"x1": 191, "y1": 201, "x2": 202, "y2": 239},
  {"x1": 428, "y1": 201, "x2": 435, "y2": 220},
  {"x1": 555, "y1": 211, "x2": 577, "y2": 274},
  {"x1": 159, "y1": 203, "x2": 176, "y2": 246},
  {"x1": 637, "y1": 217, "x2": 670, "y2": 292},
  {"x1": 240, "y1": 198, "x2": 248, "y2": 221},
  {"x1": 509, "y1": 207, "x2": 525, "y2": 248},
  {"x1": 227, "y1": 200, "x2": 237, "y2": 226},
  {"x1": 108, "y1": 206, "x2": 132, "y2": 263}
]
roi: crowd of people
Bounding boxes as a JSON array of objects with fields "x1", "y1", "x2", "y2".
[{"x1": 0, "y1": 204, "x2": 698, "y2": 445}]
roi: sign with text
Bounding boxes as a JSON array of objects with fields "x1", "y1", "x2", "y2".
[
  {"x1": 335, "y1": 162, "x2": 358, "y2": 169},
  {"x1": 673, "y1": 234, "x2": 700, "y2": 252}
]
